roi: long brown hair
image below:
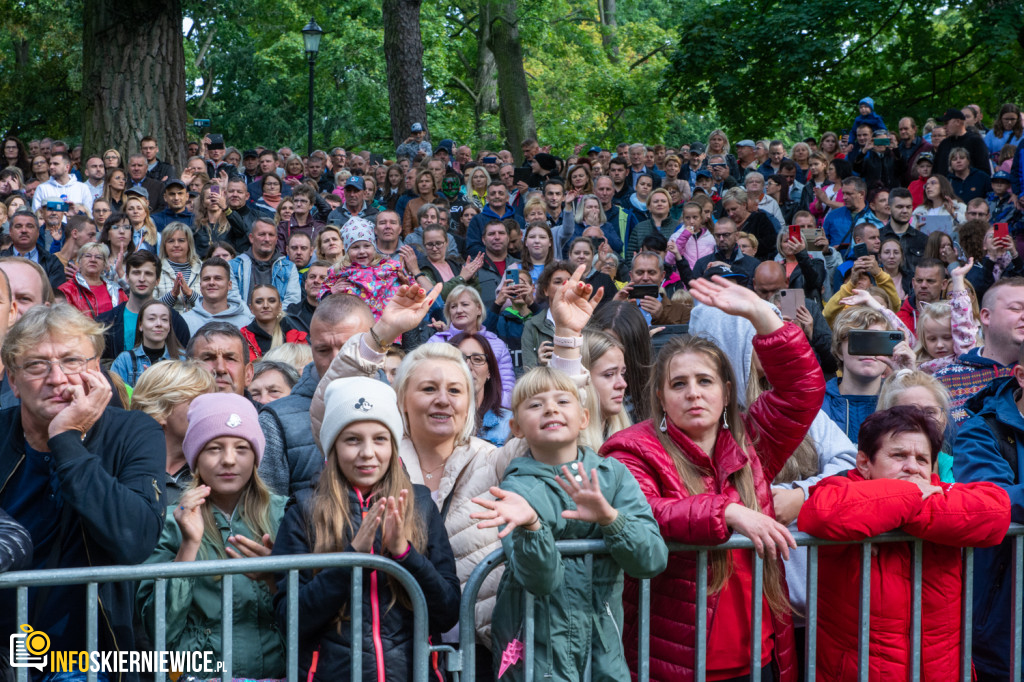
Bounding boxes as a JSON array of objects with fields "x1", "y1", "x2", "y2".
[
  {"x1": 650, "y1": 335, "x2": 790, "y2": 614},
  {"x1": 309, "y1": 432, "x2": 427, "y2": 611}
]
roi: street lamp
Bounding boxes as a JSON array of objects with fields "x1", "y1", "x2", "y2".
[{"x1": 301, "y1": 17, "x2": 323, "y2": 156}]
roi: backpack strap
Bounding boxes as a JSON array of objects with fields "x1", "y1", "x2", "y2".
[{"x1": 982, "y1": 413, "x2": 1018, "y2": 484}]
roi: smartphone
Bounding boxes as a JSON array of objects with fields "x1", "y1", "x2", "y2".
[
  {"x1": 210, "y1": 185, "x2": 221, "y2": 196},
  {"x1": 852, "y1": 243, "x2": 869, "y2": 260},
  {"x1": 193, "y1": 118, "x2": 211, "y2": 128},
  {"x1": 802, "y1": 227, "x2": 824, "y2": 250},
  {"x1": 788, "y1": 225, "x2": 801, "y2": 242},
  {"x1": 873, "y1": 137, "x2": 890, "y2": 147},
  {"x1": 504, "y1": 266, "x2": 519, "y2": 283},
  {"x1": 848, "y1": 330, "x2": 904, "y2": 356},
  {"x1": 628, "y1": 284, "x2": 660, "y2": 300},
  {"x1": 994, "y1": 222, "x2": 1010, "y2": 241},
  {"x1": 589, "y1": 236, "x2": 606, "y2": 251},
  {"x1": 46, "y1": 200, "x2": 70, "y2": 212},
  {"x1": 513, "y1": 168, "x2": 532, "y2": 185},
  {"x1": 776, "y1": 288, "x2": 806, "y2": 320}
]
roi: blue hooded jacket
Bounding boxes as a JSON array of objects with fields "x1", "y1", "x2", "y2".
[
  {"x1": 848, "y1": 97, "x2": 887, "y2": 142},
  {"x1": 954, "y1": 376, "x2": 1024, "y2": 678},
  {"x1": 821, "y1": 376, "x2": 878, "y2": 444}
]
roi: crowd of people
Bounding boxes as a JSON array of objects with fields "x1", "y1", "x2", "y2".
[{"x1": 1, "y1": 98, "x2": 1024, "y2": 681}]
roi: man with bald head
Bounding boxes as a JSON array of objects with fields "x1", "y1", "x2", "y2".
[
  {"x1": 257, "y1": 294, "x2": 376, "y2": 496},
  {"x1": 752, "y1": 260, "x2": 835, "y2": 375}
]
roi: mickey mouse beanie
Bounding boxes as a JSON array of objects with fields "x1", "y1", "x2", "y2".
[{"x1": 319, "y1": 377, "x2": 405, "y2": 454}]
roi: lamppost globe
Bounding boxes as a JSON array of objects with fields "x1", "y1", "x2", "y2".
[{"x1": 301, "y1": 18, "x2": 323, "y2": 156}]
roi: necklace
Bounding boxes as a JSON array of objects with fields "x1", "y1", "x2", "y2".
[{"x1": 422, "y1": 461, "x2": 446, "y2": 480}]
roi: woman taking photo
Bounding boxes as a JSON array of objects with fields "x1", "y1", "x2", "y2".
[
  {"x1": 706, "y1": 129, "x2": 740, "y2": 180},
  {"x1": 911, "y1": 176, "x2": 966, "y2": 230},
  {"x1": 449, "y1": 331, "x2": 512, "y2": 446},
  {"x1": 111, "y1": 299, "x2": 186, "y2": 387},
  {"x1": 124, "y1": 193, "x2": 159, "y2": 253},
  {"x1": 241, "y1": 285, "x2": 304, "y2": 360},
  {"x1": 603, "y1": 275, "x2": 826, "y2": 681},
  {"x1": 101, "y1": 167, "x2": 128, "y2": 211},
  {"x1": 405, "y1": 224, "x2": 484, "y2": 301},
  {"x1": 57, "y1": 242, "x2": 127, "y2": 317},
  {"x1": 155, "y1": 222, "x2": 201, "y2": 312},
  {"x1": 403, "y1": 170, "x2": 440, "y2": 235},
  {"x1": 775, "y1": 231, "x2": 825, "y2": 302}
]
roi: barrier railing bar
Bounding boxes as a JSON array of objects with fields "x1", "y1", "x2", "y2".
[
  {"x1": 221, "y1": 572, "x2": 233, "y2": 681},
  {"x1": 524, "y1": 591, "x2": 535, "y2": 682},
  {"x1": 154, "y1": 578, "x2": 167, "y2": 682},
  {"x1": 961, "y1": 548, "x2": 973, "y2": 682},
  {"x1": 287, "y1": 569, "x2": 298, "y2": 682},
  {"x1": 805, "y1": 544, "x2": 818, "y2": 682},
  {"x1": 1014, "y1": 535, "x2": 1023, "y2": 682},
  {"x1": 910, "y1": 540, "x2": 923, "y2": 681},
  {"x1": 695, "y1": 550, "x2": 708, "y2": 682},
  {"x1": 16, "y1": 586, "x2": 27, "y2": 682},
  {"x1": 639, "y1": 578, "x2": 651, "y2": 682},
  {"x1": 86, "y1": 581, "x2": 97, "y2": 682},
  {"x1": 457, "y1": 546, "x2": 505, "y2": 680},
  {"x1": 750, "y1": 551, "x2": 763, "y2": 681},
  {"x1": 857, "y1": 542, "x2": 871, "y2": 682},
  {"x1": 584, "y1": 552, "x2": 594, "y2": 682},
  {"x1": 351, "y1": 565, "x2": 363, "y2": 682}
]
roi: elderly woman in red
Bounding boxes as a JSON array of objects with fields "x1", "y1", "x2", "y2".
[{"x1": 602, "y1": 275, "x2": 826, "y2": 682}]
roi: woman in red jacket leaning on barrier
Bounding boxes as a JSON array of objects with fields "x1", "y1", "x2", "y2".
[
  {"x1": 797, "y1": 405, "x2": 1010, "y2": 681},
  {"x1": 602, "y1": 275, "x2": 826, "y2": 682}
]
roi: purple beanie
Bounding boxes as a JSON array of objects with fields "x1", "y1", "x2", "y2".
[{"x1": 182, "y1": 393, "x2": 265, "y2": 472}]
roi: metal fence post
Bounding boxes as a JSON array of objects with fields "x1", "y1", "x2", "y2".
[
  {"x1": 960, "y1": 548, "x2": 973, "y2": 682},
  {"x1": 287, "y1": 569, "x2": 299, "y2": 682},
  {"x1": 351, "y1": 566, "x2": 363, "y2": 682},
  {"x1": 805, "y1": 544, "x2": 818, "y2": 682},
  {"x1": 86, "y1": 581, "x2": 98, "y2": 682},
  {"x1": 857, "y1": 542, "x2": 871, "y2": 682},
  {"x1": 695, "y1": 550, "x2": 708, "y2": 682},
  {"x1": 154, "y1": 579, "x2": 167, "y2": 682},
  {"x1": 749, "y1": 551, "x2": 763, "y2": 681},
  {"x1": 910, "y1": 540, "x2": 923, "y2": 681},
  {"x1": 221, "y1": 573, "x2": 233, "y2": 680},
  {"x1": 1013, "y1": 535, "x2": 1023, "y2": 682}
]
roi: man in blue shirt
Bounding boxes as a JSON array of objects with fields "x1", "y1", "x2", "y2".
[{"x1": 823, "y1": 176, "x2": 884, "y2": 247}]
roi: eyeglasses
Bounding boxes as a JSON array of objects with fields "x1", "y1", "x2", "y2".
[
  {"x1": 714, "y1": 232, "x2": 735, "y2": 239},
  {"x1": 462, "y1": 353, "x2": 488, "y2": 367},
  {"x1": 16, "y1": 356, "x2": 96, "y2": 377},
  {"x1": 103, "y1": 154, "x2": 118, "y2": 160},
  {"x1": 110, "y1": 224, "x2": 132, "y2": 231},
  {"x1": 425, "y1": 241, "x2": 446, "y2": 249}
]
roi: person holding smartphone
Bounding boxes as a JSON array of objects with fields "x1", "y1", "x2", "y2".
[{"x1": 612, "y1": 250, "x2": 690, "y2": 324}]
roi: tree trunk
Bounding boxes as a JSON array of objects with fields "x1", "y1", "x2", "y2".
[
  {"x1": 600, "y1": 0, "x2": 619, "y2": 61},
  {"x1": 475, "y1": 0, "x2": 499, "y2": 130},
  {"x1": 82, "y1": 0, "x2": 188, "y2": 171},
  {"x1": 486, "y1": 0, "x2": 536, "y2": 163},
  {"x1": 382, "y1": 0, "x2": 429, "y2": 150}
]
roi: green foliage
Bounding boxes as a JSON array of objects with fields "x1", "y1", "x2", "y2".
[
  {"x1": 0, "y1": 0, "x2": 83, "y2": 140},
  {"x1": 663, "y1": 0, "x2": 1024, "y2": 141}
]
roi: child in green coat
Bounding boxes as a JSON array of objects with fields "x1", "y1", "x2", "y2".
[{"x1": 472, "y1": 366, "x2": 668, "y2": 681}]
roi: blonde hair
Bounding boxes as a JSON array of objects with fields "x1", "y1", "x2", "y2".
[
  {"x1": 580, "y1": 331, "x2": 631, "y2": 449},
  {"x1": 124, "y1": 195, "x2": 158, "y2": 246},
  {"x1": 250, "y1": 285, "x2": 285, "y2": 349},
  {"x1": 913, "y1": 302, "x2": 952, "y2": 363},
  {"x1": 2, "y1": 304, "x2": 106, "y2": 372},
  {"x1": 747, "y1": 355, "x2": 818, "y2": 485},
  {"x1": 189, "y1": 463, "x2": 275, "y2": 560},
  {"x1": 393, "y1": 342, "x2": 476, "y2": 445},
  {"x1": 878, "y1": 369, "x2": 950, "y2": 416},
  {"x1": 511, "y1": 366, "x2": 583, "y2": 415},
  {"x1": 262, "y1": 342, "x2": 313, "y2": 374},
  {"x1": 77, "y1": 241, "x2": 110, "y2": 261},
  {"x1": 650, "y1": 334, "x2": 790, "y2": 614},
  {"x1": 130, "y1": 359, "x2": 217, "y2": 422},
  {"x1": 443, "y1": 285, "x2": 485, "y2": 329},
  {"x1": 159, "y1": 222, "x2": 200, "y2": 267},
  {"x1": 736, "y1": 231, "x2": 758, "y2": 252}
]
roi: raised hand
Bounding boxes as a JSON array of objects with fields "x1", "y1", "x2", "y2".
[
  {"x1": 371, "y1": 282, "x2": 443, "y2": 347},
  {"x1": 950, "y1": 257, "x2": 973, "y2": 284},
  {"x1": 839, "y1": 288, "x2": 883, "y2": 311},
  {"x1": 460, "y1": 252, "x2": 485, "y2": 281},
  {"x1": 173, "y1": 485, "x2": 211, "y2": 552},
  {"x1": 688, "y1": 276, "x2": 782, "y2": 334},
  {"x1": 399, "y1": 245, "x2": 420, "y2": 275},
  {"x1": 350, "y1": 498, "x2": 387, "y2": 553},
  {"x1": 471, "y1": 487, "x2": 541, "y2": 538},
  {"x1": 550, "y1": 263, "x2": 604, "y2": 335},
  {"x1": 47, "y1": 369, "x2": 112, "y2": 439},
  {"x1": 556, "y1": 467, "x2": 618, "y2": 526}
]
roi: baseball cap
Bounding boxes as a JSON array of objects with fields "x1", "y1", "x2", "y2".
[
  {"x1": 704, "y1": 264, "x2": 749, "y2": 286},
  {"x1": 696, "y1": 169, "x2": 712, "y2": 180},
  {"x1": 690, "y1": 142, "x2": 707, "y2": 155},
  {"x1": 242, "y1": 149, "x2": 259, "y2": 159},
  {"x1": 916, "y1": 152, "x2": 934, "y2": 164},
  {"x1": 433, "y1": 145, "x2": 450, "y2": 156},
  {"x1": 411, "y1": 122, "x2": 424, "y2": 133},
  {"x1": 735, "y1": 140, "x2": 756, "y2": 148},
  {"x1": 992, "y1": 170, "x2": 1012, "y2": 182},
  {"x1": 344, "y1": 176, "x2": 366, "y2": 191},
  {"x1": 588, "y1": 146, "x2": 602, "y2": 154},
  {"x1": 164, "y1": 178, "x2": 187, "y2": 191},
  {"x1": 941, "y1": 108, "x2": 966, "y2": 122},
  {"x1": 126, "y1": 186, "x2": 149, "y2": 201}
]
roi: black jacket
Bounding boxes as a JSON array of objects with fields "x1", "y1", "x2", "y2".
[
  {"x1": 934, "y1": 131, "x2": 991, "y2": 177},
  {"x1": 786, "y1": 251, "x2": 827, "y2": 302},
  {"x1": 0, "y1": 407, "x2": 165, "y2": 678},
  {"x1": 0, "y1": 248, "x2": 66, "y2": 291},
  {"x1": 97, "y1": 301, "x2": 191, "y2": 360},
  {"x1": 0, "y1": 508, "x2": 31, "y2": 573},
  {"x1": 879, "y1": 223, "x2": 929, "y2": 272},
  {"x1": 128, "y1": 176, "x2": 167, "y2": 212},
  {"x1": 272, "y1": 485, "x2": 461, "y2": 682},
  {"x1": 145, "y1": 158, "x2": 176, "y2": 183}
]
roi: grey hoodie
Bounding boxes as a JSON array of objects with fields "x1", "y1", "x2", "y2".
[{"x1": 181, "y1": 291, "x2": 254, "y2": 334}]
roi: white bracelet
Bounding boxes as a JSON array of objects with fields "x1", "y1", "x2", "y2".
[{"x1": 552, "y1": 334, "x2": 583, "y2": 349}]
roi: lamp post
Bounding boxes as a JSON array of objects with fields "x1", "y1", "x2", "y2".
[{"x1": 301, "y1": 17, "x2": 323, "y2": 156}]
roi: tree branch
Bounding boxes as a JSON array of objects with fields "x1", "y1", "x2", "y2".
[
  {"x1": 630, "y1": 45, "x2": 667, "y2": 70},
  {"x1": 823, "y1": 1, "x2": 908, "y2": 74},
  {"x1": 193, "y1": 27, "x2": 216, "y2": 70},
  {"x1": 450, "y1": 75, "x2": 479, "y2": 102}
]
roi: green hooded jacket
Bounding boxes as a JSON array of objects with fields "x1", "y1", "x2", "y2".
[{"x1": 492, "y1": 447, "x2": 668, "y2": 681}]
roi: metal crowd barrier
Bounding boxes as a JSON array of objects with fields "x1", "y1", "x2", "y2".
[{"x1": 2, "y1": 524, "x2": 1023, "y2": 682}]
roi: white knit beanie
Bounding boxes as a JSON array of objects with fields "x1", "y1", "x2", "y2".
[{"x1": 319, "y1": 377, "x2": 405, "y2": 455}]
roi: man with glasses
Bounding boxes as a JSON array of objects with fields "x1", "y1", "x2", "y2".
[
  {"x1": 681, "y1": 216, "x2": 758, "y2": 284},
  {"x1": 140, "y1": 136, "x2": 175, "y2": 183},
  {"x1": 0, "y1": 304, "x2": 165, "y2": 662}
]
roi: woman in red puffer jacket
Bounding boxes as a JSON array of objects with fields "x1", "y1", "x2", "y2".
[{"x1": 602, "y1": 275, "x2": 826, "y2": 682}]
